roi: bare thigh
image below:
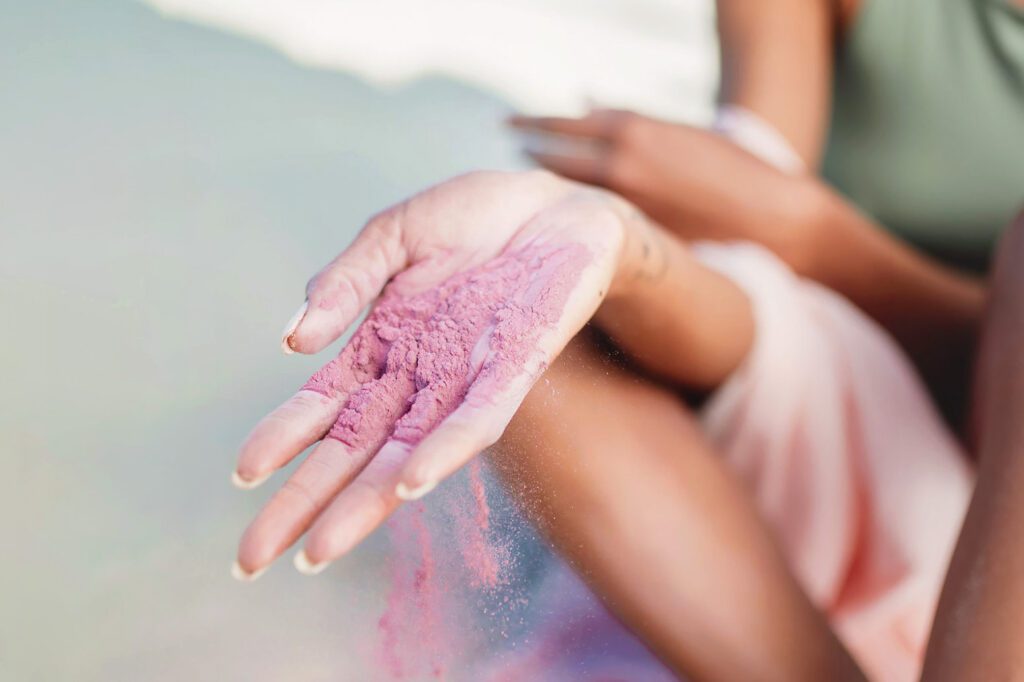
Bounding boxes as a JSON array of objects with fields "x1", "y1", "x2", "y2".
[{"x1": 490, "y1": 330, "x2": 864, "y2": 682}]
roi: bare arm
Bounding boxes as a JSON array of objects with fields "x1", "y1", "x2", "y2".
[
  {"x1": 598, "y1": 201, "x2": 755, "y2": 389},
  {"x1": 801, "y1": 185, "x2": 985, "y2": 415},
  {"x1": 717, "y1": 0, "x2": 838, "y2": 168},
  {"x1": 514, "y1": 115, "x2": 986, "y2": 402},
  {"x1": 513, "y1": 0, "x2": 985, "y2": 411},
  {"x1": 921, "y1": 213, "x2": 1024, "y2": 679}
]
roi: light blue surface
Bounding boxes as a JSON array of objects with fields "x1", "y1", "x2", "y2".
[{"x1": 1, "y1": 1, "x2": 539, "y2": 679}]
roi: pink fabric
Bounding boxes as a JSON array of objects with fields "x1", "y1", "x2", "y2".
[
  {"x1": 486, "y1": 242, "x2": 973, "y2": 682},
  {"x1": 697, "y1": 242, "x2": 973, "y2": 680}
]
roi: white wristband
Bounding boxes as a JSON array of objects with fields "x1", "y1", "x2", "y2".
[{"x1": 712, "y1": 105, "x2": 805, "y2": 174}]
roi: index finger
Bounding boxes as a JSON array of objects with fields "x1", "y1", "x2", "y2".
[
  {"x1": 285, "y1": 209, "x2": 409, "y2": 355},
  {"x1": 505, "y1": 109, "x2": 630, "y2": 141},
  {"x1": 507, "y1": 113, "x2": 614, "y2": 140}
]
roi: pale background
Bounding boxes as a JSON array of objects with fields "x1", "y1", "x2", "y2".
[{"x1": 0, "y1": 1, "x2": 715, "y2": 679}]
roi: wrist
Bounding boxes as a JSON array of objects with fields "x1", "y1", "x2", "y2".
[
  {"x1": 604, "y1": 196, "x2": 670, "y2": 304},
  {"x1": 772, "y1": 178, "x2": 830, "y2": 278}
]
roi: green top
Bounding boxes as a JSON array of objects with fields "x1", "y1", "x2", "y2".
[{"x1": 824, "y1": 0, "x2": 1024, "y2": 269}]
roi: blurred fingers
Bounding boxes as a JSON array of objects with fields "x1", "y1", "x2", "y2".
[
  {"x1": 507, "y1": 110, "x2": 629, "y2": 139},
  {"x1": 524, "y1": 149, "x2": 609, "y2": 187}
]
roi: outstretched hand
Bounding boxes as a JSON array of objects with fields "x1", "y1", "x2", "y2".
[{"x1": 232, "y1": 170, "x2": 635, "y2": 578}]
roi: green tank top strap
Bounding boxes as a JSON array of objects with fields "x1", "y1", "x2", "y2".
[{"x1": 824, "y1": 0, "x2": 1024, "y2": 270}]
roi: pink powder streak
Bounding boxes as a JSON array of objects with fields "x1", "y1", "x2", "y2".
[
  {"x1": 456, "y1": 459, "x2": 506, "y2": 590},
  {"x1": 376, "y1": 504, "x2": 448, "y2": 680}
]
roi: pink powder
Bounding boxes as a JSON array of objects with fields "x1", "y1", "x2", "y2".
[
  {"x1": 374, "y1": 469, "x2": 524, "y2": 679},
  {"x1": 376, "y1": 503, "x2": 450, "y2": 680},
  {"x1": 452, "y1": 459, "x2": 508, "y2": 590},
  {"x1": 304, "y1": 241, "x2": 591, "y2": 450},
  {"x1": 410, "y1": 508, "x2": 446, "y2": 679},
  {"x1": 376, "y1": 571, "x2": 404, "y2": 678},
  {"x1": 304, "y1": 240, "x2": 592, "y2": 678}
]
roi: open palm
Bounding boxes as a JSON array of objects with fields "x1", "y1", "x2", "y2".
[{"x1": 232, "y1": 170, "x2": 629, "y2": 578}]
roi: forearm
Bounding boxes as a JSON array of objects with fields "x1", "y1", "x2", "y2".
[
  {"x1": 625, "y1": 125, "x2": 985, "y2": 399},
  {"x1": 800, "y1": 186, "x2": 985, "y2": 417},
  {"x1": 598, "y1": 203, "x2": 755, "y2": 389},
  {"x1": 717, "y1": 0, "x2": 836, "y2": 167}
]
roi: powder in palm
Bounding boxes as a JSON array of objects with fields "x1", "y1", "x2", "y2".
[{"x1": 304, "y1": 240, "x2": 591, "y2": 452}]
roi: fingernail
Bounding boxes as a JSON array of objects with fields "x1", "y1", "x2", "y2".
[
  {"x1": 395, "y1": 478, "x2": 437, "y2": 501},
  {"x1": 231, "y1": 560, "x2": 268, "y2": 582},
  {"x1": 231, "y1": 470, "x2": 272, "y2": 490},
  {"x1": 294, "y1": 550, "x2": 328, "y2": 576},
  {"x1": 280, "y1": 300, "x2": 309, "y2": 355}
]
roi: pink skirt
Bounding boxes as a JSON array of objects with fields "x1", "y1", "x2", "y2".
[{"x1": 483, "y1": 241, "x2": 974, "y2": 682}]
